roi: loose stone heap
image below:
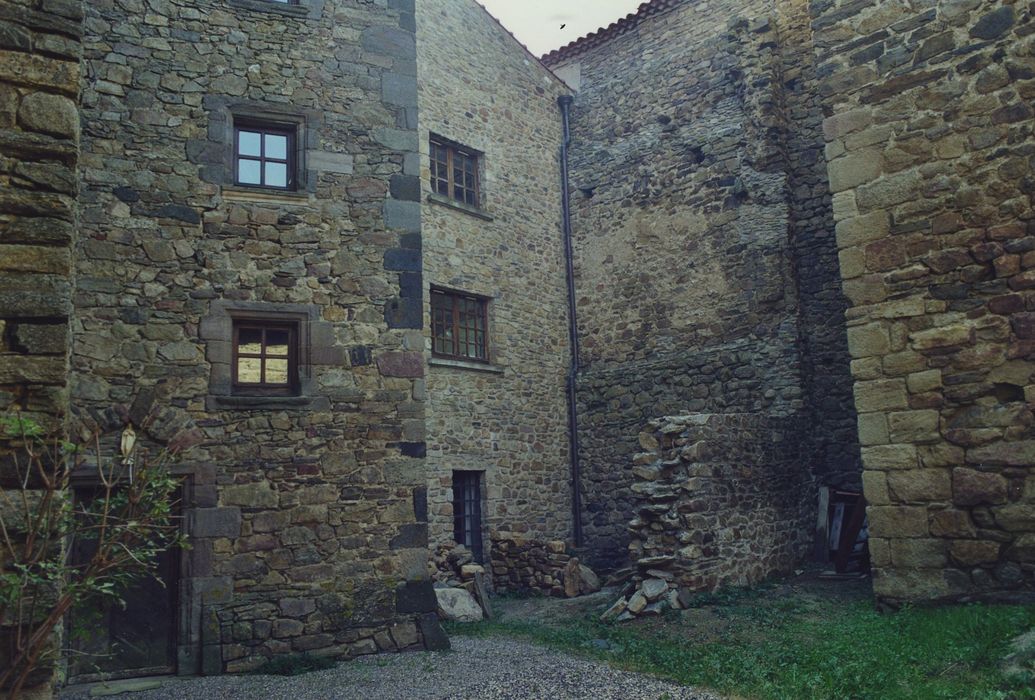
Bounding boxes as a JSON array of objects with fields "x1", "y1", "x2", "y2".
[
  {"x1": 814, "y1": 0, "x2": 1035, "y2": 603},
  {"x1": 605, "y1": 414, "x2": 812, "y2": 619},
  {"x1": 490, "y1": 532, "x2": 573, "y2": 597}
]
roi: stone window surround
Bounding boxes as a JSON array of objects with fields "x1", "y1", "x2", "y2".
[
  {"x1": 425, "y1": 131, "x2": 491, "y2": 220},
  {"x1": 201, "y1": 300, "x2": 334, "y2": 411},
  {"x1": 428, "y1": 284, "x2": 505, "y2": 371},
  {"x1": 203, "y1": 98, "x2": 323, "y2": 197},
  {"x1": 226, "y1": 0, "x2": 325, "y2": 20}
]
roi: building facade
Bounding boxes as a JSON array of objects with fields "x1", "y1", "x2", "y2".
[{"x1": 2, "y1": 0, "x2": 1034, "y2": 692}]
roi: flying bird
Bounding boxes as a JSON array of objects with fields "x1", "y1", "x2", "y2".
[{"x1": 560, "y1": 23, "x2": 566, "y2": 29}]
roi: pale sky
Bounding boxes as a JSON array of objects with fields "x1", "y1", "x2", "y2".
[{"x1": 477, "y1": 0, "x2": 645, "y2": 57}]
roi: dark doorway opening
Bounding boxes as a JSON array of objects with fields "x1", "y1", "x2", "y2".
[
  {"x1": 65, "y1": 489, "x2": 181, "y2": 684},
  {"x1": 452, "y1": 470, "x2": 484, "y2": 562}
]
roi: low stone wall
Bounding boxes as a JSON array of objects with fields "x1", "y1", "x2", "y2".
[
  {"x1": 611, "y1": 413, "x2": 813, "y2": 618},
  {"x1": 489, "y1": 532, "x2": 572, "y2": 597}
]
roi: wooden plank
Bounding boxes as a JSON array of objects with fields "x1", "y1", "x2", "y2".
[
  {"x1": 814, "y1": 486, "x2": 830, "y2": 563},
  {"x1": 473, "y1": 571, "x2": 493, "y2": 620},
  {"x1": 834, "y1": 495, "x2": 867, "y2": 574}
]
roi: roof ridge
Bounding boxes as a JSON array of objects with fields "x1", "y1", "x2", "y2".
[
  {"x1": 541, "y1": 0, "x2": 686, "y2": 65},
  {"x1": 470, "y1": 0, "x2": 570, "y2": 89}
]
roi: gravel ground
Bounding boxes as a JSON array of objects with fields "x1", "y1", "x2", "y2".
[{"x1": 61, "y1": 637, "x2": 719, "y2": 700}]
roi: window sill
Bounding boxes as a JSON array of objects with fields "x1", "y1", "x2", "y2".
[
  {"x1": 226, "y1": 0, "x2": 310, "y2": 17},
  {"x1": 222, "y1": 186, "x2": 310, "y2": 205},
  {"x1": 426, "y1": 193, "x2": 493, "y2": 221},
  {"x1": 208, "y1": 395, "x2": 330, "y2": 411},
  {"x1": 429, "y1": 357, "x2": 504, "y2": 374}
]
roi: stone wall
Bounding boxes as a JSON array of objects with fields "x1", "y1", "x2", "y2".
[
  {"x1": 0, "y1": 0, "x2": 83, "y2": 693},
  {"x1": 628, "y1": 414, "x2": 812, "y2": 591},
  {"x1": 489, "y1": 532, "x2": 572, "y2": 596},
  {"x1": 777, "y1": 0, "x2": 863, "y2": 492},
  {"x1": 812, "y1": 0, "x2": 1035, "y2": 603},
  {"x1": 416, "y1": 0, "x2": 574, "y2": 554},
  {"x1": 550, "y1": 2, "x2": 819, "y2": 570},
  {"x1": 74, "y1": 0, "x2": 440, "y2": 673}
]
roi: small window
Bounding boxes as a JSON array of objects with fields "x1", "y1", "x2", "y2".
[
  {"x1": 234, "y1": 121, "x2": 296, "y2": 190},
  {"x1": 431, "y1": 289, "x2": 489, "y2": 362},
  {"x1": 232, "y1": 320, "x2": 299, "y2": 395},
  {"x1": 430, "y1": 137, "x2": 480, "y2": 207},
  {"x1": 452, "y1": 471, "x2": 484, "y2": 562}
]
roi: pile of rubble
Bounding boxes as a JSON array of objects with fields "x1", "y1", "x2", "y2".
[
  {"x1": 431, "y1": 539, "x2": 603, "y2": 623},
  {"x1": 600, "y1": 571, "x2": 696, "y2": 622}
]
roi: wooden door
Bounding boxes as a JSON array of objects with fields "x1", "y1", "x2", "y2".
[{"x1": 66, "y1": 494, "x2": 180, "y2": 683}]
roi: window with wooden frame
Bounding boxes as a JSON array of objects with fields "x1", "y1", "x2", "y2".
[
  {"x1": 234, "y1": 121, "x2": 296, "y2": 190},
  {"x1": 452, "y1": 470, "x2": 484, "y2": 562},
  {"x1": 231, "y1": 320, "x2": 299, "y2": 396},
  {"x1": 430, "y1": 136, "x2": 480, "y2": 207},
  {"x1": 431, "y1": 288, "x2": 489, "y2": 362}
]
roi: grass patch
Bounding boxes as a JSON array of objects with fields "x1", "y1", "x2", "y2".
[
  {"x1": 250, "y1": 653, "x2": 337, "y2": 676},
  {"x1": 449, "y1": 588, "x2": 1035, "y2": 700}
]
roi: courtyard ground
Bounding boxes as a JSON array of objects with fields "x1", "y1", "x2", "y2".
[
  {"x1": 60, "y1": 570, "x2": 1035, "y2": 699},
  {"x1": 457, "y1": 569, "x2": 1035, "y2": 700},
  {"x1": 60, "y1": 636, "x2": 717, "y2": 700}
]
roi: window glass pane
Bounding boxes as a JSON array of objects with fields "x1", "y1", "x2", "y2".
[
  {"x1": 265, "y1": 162, "x2": 288, "y2": 188},
  {"x1": 266, "y1": 358, "x2": 289, "y2": 385},
  {"x1": 237, "y1": 357, "x2": 262, "y2": 384},
  {"x1": 238, "y1": 159, "x2": 261, "y2": 185},
  {"x1": 238, "y1": 328, "x2": 263, "y2": 354},
  {"x1": 266, "y1": 329, "x2": 290, "y2": 356},
  {"x1": 265, "y1": 134, "x2": 288, "y2": 160},
  {"x1": 238, "y1": 130, "x2": 262, "y2": 157}
]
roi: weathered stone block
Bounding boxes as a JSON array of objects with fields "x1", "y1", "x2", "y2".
[
  {"x1": 950, "y1": 540, "x2": 1001, "y2": 567},
  {"x1": 862, "y1": 470, "x2": 889, "y2": 505},
  {"x1": 376, "y1": 351, "x2": 423, "y2": 377},
  {"x1": 888, "y1": 410, "x2": 940, "y2": 443},
  {"x1": 862, "y1": 444, "x2": 918, "y2": 470},
  {"x1": 222, "y1": 482, "x2": 279, "y2": 509},
  {"x1": 967, "y1": 441, "x2": 1035, "y2": 467},
  {"x1": 868, "y1": 505, "x2": 928, "y2": 538},
  {"x1": 192, "y1": 508, "x2": 242, "y2": 539},
  {"x1": 890, "y1": 538, "x2": 947, "y2": 568},
  {"x1": 854, "y1": 379, "x2": 907, "y2": 412},
  {"x1": 910, "y1": 325, "x2": 973, "y2": 351},
  {"x1": 857, "y1": 413, "x2": 889, "y2": 446},
  {"x1": 846, "y1": 323, "x2": 889, "y2": 359},
  {"x1": 992, "y1": 504, "x2": 1035, "y2": 532},
  {"x1": 929, "y1": 509, "x2": 976, "y2": 538},
  {"x1": 952, "y1": 468, "x2": 1008, "y2": 506},
  {"x1": 828, "y1": 150, "x2": 882, "y2": 193},
  {"x1": 887, "y1": 469, "x2": 950, "y2": 503}
]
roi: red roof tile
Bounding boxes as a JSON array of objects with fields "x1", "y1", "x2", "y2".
[{"x1": 541, "y1": 0, "x2": 686, "y2": 65}]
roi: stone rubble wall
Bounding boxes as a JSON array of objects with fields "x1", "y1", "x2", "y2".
[
  {"x1": 811, "y1": 0, "x2": 1035, "y2": 603},
  {"x1": 74, "y1": 0, "x2": 439, "y2": 673},
  {"x1": 626, "y1": 414, "x2": 812, "y2": 598},
  {"x1": 0, "y1": 0, "x2": 83, "y2": 693},
  {"x1": 553, "y1": 2, "x2": 819, "y2": 571},
  {"x1": 415, "y1": 0, "x2": 574, "y2": 557},
  {"x1": 489, "y1": 532, "x2": 573, "y2": 597}
]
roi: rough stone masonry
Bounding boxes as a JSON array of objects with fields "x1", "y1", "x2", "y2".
[
  {"x1": 3, "y1": 0, "x2": 1035, "y2": 691},
  {"x1": 812, "y1": 0, "x2": 1035, "y2": 604}
]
